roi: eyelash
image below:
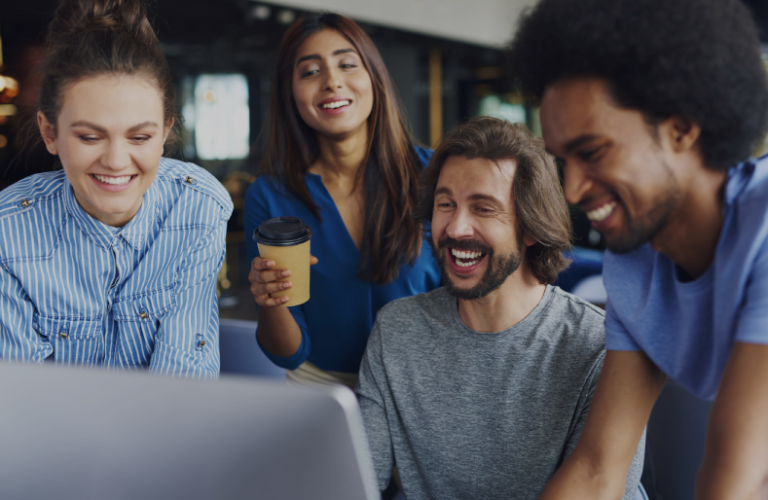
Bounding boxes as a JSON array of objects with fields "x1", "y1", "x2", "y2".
[
  {"x1": 78, "y1": 135, "x2": 151, "y2": 143},
  {"x1": 579, "y1": 147, "x2": 602, "y2": 162},
  {"x1": 301, "y1": 63, "x2": 358, "y2": 78}
]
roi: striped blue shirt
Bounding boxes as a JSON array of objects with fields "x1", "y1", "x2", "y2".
[{"x1": 0, "y1": 158, "x2": 233, "y2": 378}]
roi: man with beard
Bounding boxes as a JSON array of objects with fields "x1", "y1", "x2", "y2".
[
  {"x1": 507, "y1": 0, "x2": 768, "y2": 499},
  {"x1": 355, "y1": 117, "x2": 644, "y2": 500}
]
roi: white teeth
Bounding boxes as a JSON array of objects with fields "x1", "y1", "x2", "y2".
[
  {"x1": 450, "y1": 248, "x2": 484, "y2": 267},
  {"x1": 586, "y1": 201, "x2": 617, "y2": 222},
  {"x1": 451, "y1": 249, "x2": 483, "y2": 259},
  {"x1": 94, "y1": 174, "x2": 132, "y2": 185},
  {"x1": 321, "y1": 100, "x2": 351, "y2": 109}
]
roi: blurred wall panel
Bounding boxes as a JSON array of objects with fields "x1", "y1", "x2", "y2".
[{"x1": 264, "y1": 0, "x2": 535, "y2": 47}]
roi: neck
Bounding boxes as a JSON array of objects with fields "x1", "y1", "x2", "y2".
[
  {"x1": 311, "y1": 123, "x2": 369, "y2": 180},
  {"x1": 456, "y1": 263, "x2": 547, "y2": 333},
  {"x1": 650, "y1": 164, "x2": 727, "y2": 280}
]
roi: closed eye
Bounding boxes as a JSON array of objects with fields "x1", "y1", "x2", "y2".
[{"x1": 579, "y1": 146, "x2": 603, "y2": 162}]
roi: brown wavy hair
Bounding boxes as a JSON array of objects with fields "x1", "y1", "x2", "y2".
[
  {"x1": 417, "y1": 117, "x2": 571, "y2": 284},
  {"x1": 38, "y1": 0, "x2": 177, "y2": 141},
  {"x1": 259, "y1": 13, "x2": 422, "y2": 285}
]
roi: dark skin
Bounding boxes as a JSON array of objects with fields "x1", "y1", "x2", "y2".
[{"x1": 537, "y1": 77, "x2": 768, "y2": 500}]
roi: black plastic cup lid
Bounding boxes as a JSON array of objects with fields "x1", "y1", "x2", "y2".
[{"x1": 253, "y1": 216, "x2": 313, "y2": 246}]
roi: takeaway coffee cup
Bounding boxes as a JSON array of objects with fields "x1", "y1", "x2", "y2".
[{"x1": 253, "y1": 216, "x2": 313, "y2": 306}]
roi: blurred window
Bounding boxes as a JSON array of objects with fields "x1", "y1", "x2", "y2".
[
  {"x1": 478, "y1": 94, "x2": 526, "y2": 124},
  {"x1": 184, "y1": 74, "x2": 250, "y2": 160}
]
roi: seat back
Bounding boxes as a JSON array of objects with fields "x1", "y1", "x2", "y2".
[{"x1": 219, "y1": 318, "x2": 286, "y2": 380}]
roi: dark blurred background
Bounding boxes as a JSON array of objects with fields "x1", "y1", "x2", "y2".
[{"x1": 2, "y1": 0, "x2": 767, "y2": 314}]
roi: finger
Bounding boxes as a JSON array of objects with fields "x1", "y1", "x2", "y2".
[
  {"x1": 264, "y1": 281, "x2": 292, "y2": 294},
  {"x1": 262, "y1": 295, "x2": 290, "y2": 307},
  {"x1": 310, "y1": 255, "x2": 319, "y2": 265},
  {"x1": 258, "y1": 269, "x2": 292, "y2": 283},
  {"x1": 251, "y1": 257, "x2": 275, "y2": 271}
]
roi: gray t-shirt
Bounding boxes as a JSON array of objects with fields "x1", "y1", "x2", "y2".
[{"x1": 356, "y1": 285, "x2": 644, "y2": 500}]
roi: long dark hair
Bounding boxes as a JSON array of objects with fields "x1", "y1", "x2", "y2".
[
  {"x1": 260, "y1": 13, "x2": 422, "y2": 285},
  {"x1": 38, "y1": 0, "x2": 177, "y2": 140}
]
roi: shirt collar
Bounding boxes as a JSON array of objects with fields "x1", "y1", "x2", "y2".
[{"x1": 64, "y1": 176, "x2": 155, "y2": 251}]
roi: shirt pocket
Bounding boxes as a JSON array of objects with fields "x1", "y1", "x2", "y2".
[
  {"x1": 113, "y1": 288, "x2": 177, "y2": 367},
  {"x1": 32, "y1": 315, "x2": 103, "y2": 365}
]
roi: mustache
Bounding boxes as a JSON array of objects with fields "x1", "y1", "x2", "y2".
[{"x1": 437, "y1": 237, "x2": 492, "y2": 255}]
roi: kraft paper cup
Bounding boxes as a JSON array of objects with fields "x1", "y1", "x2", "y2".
[{"x1": 254, "y1": 217, "x2": 313, "y2": 307}]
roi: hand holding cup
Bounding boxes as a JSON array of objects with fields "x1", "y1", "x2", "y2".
[
  {"x1": 251, "y1": 217, "x2": 314, "y2": 307},
  {"x1": 249, "y1": 255, "x2": 318, "y2": 307}
]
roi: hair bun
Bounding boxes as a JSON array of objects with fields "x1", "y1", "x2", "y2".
[{"x1": 48, "y1": 0, "x2": 156, "y2": 46}]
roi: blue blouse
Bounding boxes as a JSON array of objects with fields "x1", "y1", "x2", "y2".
[
  {"x1": 244, "y1": 146, "x2": 441, "y2": 373},
  {"x1": 0, "y1": 158, "x2": 233, "y2": 378}
]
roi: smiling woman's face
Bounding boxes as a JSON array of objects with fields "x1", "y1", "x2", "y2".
[
  {"x1": 291, "y1": 29, "x2": 374, "y2": 141},
  {"x1": 38, "y1": 74, "x2": 170, "y2": 227}
]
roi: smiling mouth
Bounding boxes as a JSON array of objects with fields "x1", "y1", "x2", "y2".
[
  {"x1": 91, "y1": 174, "x2": 136, "y2": 186},
  {"x1": 450, "y1": 248, "x2": 486, "y2": 268},
  {"x1": 585, "y1": 200, "x2": 617, "y2": 222},
  {"x1": 320, "y1": 100, "x2": 351, "y2": 109}
]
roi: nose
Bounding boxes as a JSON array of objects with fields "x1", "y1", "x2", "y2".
[
  {"x1": 323, "y1": 66, "x2": 343, "y2": 91},
  {"x1": 102, "y1": 139, "x2": 131, "y2": 172},
  {"x1": 445, "y1": 207, "x2": 475, "y2": 240},
  {"x1": 562, "y1": 162, "x2": 594, "y2": 205}
]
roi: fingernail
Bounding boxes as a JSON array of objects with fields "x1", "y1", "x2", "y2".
[
  {"x1": 284, "y1": 282, "x2": 292, "y2": 289},
  {"x1": 282, "y1": 270, "x2": 291, "y2": 277},
  {"x1": 266, "y1": 261, "x2": 274, "y2": 267}
]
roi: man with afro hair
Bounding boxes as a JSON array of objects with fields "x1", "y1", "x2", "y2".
[{"x1": 508, "y1": 0, "x2": 768, "y2": 499}]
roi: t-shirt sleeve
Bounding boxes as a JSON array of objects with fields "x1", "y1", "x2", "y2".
[
  {"x1": 604, "y1": 297, "x2": 642, "y2": 351},
  {"x1": 734, "y1": 236, "x2": 768, "y2": 344},
  {"x1": 355, "y1": 320, "x2": 394, "y2": 492},
  {"x1": 245, "y1": 178, "x2": 313, "y2": 370}
]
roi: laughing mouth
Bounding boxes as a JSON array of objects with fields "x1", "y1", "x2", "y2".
[
  {"x1": 91, "y1": 174, "x2": 135, "y2": 186},
  {"x1": 320, "y1": 100, "x2": 351, "y2": 109},
  {"x1": 450, "y1": 248, "x2": 486, "y2": 267},
  {"x1": 585, "y1": 200, "x2": 616, "y2": 222}
]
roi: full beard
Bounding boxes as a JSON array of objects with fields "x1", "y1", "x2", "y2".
[{"x1": 432, "y1": 236, "x2": 523, "y2": 300}]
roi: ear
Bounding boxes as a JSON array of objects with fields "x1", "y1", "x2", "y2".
[
  {"x1": 664, "y1": 116, "x2": 702, "y2": 154},
  {"x1": 523, "y1": 233, "x2": 537, "y2": 247},
  {"x1": 162, "y1": 116, "x2": 175, "y2": 144},
  {"x1": 37, "y1": 111, "x2": 59, "y2": 156}
]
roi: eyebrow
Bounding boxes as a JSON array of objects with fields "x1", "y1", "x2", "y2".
[
  {"x1": 70, "y1": 121, "x2": 159, "y2": 133},
  {"x1": 434, "y1": 188, "x2": 504, "y2": 205},
  {"x1": 561, "y1": 134, "x2": 601, "y2": 154},
  {"x1": 296, "y1": 48, "x2": 357, "y2": 67}
]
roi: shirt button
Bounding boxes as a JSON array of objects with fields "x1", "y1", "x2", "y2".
[
  {"x1": 139, "y1": 311, "x2": 148, "y2": 319},
  {"x1": 20, "y1": 199, "x2": 30, "y2": 208},
  {"x1": 184, "y1": 176, "x2": 194, "y2": 185},
  {"x1": 198, "y1": 340, "x2": 206, "y2": 347},
  {"x1": 59, "y1": 332, "x2": 68, "y2": 339}
]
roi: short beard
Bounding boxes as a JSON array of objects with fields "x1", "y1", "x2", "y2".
[
  {"x1": 605, "y1": 162, "x2": 683, "y2": 254},
  {"x1": 432, "y1": 235, "x2": 523, "y2": 300}
]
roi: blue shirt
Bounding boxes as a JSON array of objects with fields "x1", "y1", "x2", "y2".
[
  {"x1": 603, "y1": 156, "x2": 768, "y2": 400},
  {"x1": 245, "y1": 146, "x2": 442, "y2": 373},
  {"x1": 0, "y1": 158, "x2": 233, "y2": 378}
]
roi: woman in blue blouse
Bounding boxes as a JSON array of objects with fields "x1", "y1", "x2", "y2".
[
  {"x1": 0, "y1": 0, "x2": 232, "y2": 377},
  {"x1": 246, "y1": 13, "x2": 440, "y2": 388}
]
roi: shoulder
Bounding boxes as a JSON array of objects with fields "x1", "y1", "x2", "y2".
[
  {"x1": 0, "y1": 171, "x2": 67, "y2": 261},
  {"x1": 412, "y1": 145, "x2": 434, "y2": 169},
  {"x1": 0, "y1": 171, "x2": 66, "y2": 220},
  {"x1": 246, "y1": 173, "x2": 294, "y2": 200},
  {"x1": 547, "y1": 286, "x2": 606, "y2": 325},
  {"x1": 154, "y1": 158, "x2": 233, "y2": 220}
]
